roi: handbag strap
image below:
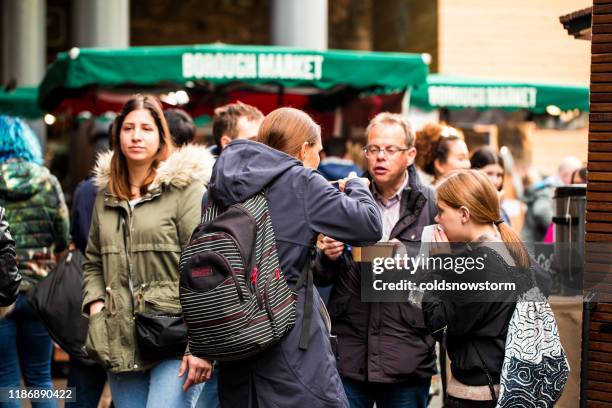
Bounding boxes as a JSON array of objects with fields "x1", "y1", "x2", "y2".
[{"x1": 472, "y1": 343, "x2": 498, "y2": 402}]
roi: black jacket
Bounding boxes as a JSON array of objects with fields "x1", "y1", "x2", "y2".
[
  {"x1": 421, "y1": 245, "x2": 523, "y2": 386},
  {"x1": 314, "y1": 164, "x2": 438, "y2": 384},
  {"x1": 0, "y1": 206, "x2": 20, "y2": 306},
  {"x1": 70, "y1": 178, "x2": 98, "y2": 254}
]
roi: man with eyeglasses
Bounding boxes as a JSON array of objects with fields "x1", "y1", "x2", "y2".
[{"x1": 314, "y1": 112, "x2": 437, "y2": 408}]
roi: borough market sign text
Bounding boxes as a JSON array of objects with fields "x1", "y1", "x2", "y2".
[
  {"x1": 428, "y1": 86, "x2": 538, "y2": 109},
  {"x1": 182, "y1": 52, "x2": 325, "y2": 81}
]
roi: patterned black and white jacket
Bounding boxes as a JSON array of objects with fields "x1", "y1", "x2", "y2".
[{"x1": 0, "y1": 206, "x2": 20, "y2": 312}]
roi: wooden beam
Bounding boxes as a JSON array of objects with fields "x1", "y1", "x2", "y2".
[
  {"x1": 593, "y1": 54, "x2": 612, "y2": 63},
  {"x1": 588, "y1": 163, "x2": 612, "y2": 172},
  {"x1": 595, "y1": 4, "x2": 612, "y2": 14},
  {"x1": 594, "y1": 15, "x2": 612, "y2": 25},
  {"x1": 586, "y1": 400, "x2": 612, "y2": 408},
  {"x1": 589, "y1": 153, "x2": 612, "y2": 161},
  {"x1": 590, "y1": 350, "x2": 612, "y2": 363},
  {"x1": 589, "y1": 134, "x2": 612, "y2": 142},
  {"x1": 593, "y1": 34, "x2": 612, "y2": 45},
  {"x1": 589, "y1": 173, "x2": 612, "y2": 181},
  {"x1": 589, "y1": 142, "x2": 612, "y2": 151},
  {"x1": 591, "y1": 103, "x2": 612, "y2": 112}
]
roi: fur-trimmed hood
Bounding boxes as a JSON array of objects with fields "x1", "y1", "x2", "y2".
[{"x1": 94, "y1": 144, "x2": 215, "y2": 191}]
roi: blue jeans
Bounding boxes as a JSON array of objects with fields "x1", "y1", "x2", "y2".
[
  {"x1": 342, "y1": 378, "x2": 431, "y2": 408},
  {"x1": 107, "y1": 359, "x2": 204, "y2": 408},
  {"x1": 65, "y1": 358, "x2": 108, "y2": 408},
  {"x1": 0, "y1": 293, "x2": 56, "y2": 408},
  {"x1": 196, "y1": 364, "x2": 220, "y2": 408}
]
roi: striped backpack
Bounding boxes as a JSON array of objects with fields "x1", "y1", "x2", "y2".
[{"x1": 179, "y1": 191, "x2": 309, "y2": 361}]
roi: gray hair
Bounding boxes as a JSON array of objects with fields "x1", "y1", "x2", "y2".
[{"x1": 365, "y1": 112, "x2": 415, "y2": 148}]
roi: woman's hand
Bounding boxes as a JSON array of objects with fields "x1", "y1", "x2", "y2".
[
  {"x1": 321, "y1": 236, "x2": 345, "y2": 261},
  {"x1": 179, "y1": 355, "x2": 213, "y2": 391},
  {"x1": 337, "y1": 171, "x2": 370, "y2": 192},
  {"x1": 88, "y1": 300, "x2": 105, "y2": 317},
  {"x1": 429, "y1": 225, "x2": 451, "y2": 256}
]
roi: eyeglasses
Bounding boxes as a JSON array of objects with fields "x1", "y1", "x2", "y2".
[{"x1": 363, "y1": 145, "x2": 410, "y2": 157}]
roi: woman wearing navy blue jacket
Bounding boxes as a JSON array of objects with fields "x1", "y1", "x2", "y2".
[{"x1": 206, "y1": 107, "x2": 382, "y2": 407}]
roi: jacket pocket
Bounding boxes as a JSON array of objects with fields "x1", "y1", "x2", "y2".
[
  {"x1": 399, "y1": 302, "x2": 428, "y2": 331},
  {"x1": 136, "y1": 280, "x2": 181, "y2": 314},
  {"x1": 84, "y1": 311, "x2": 111, "y2": 367},
  {"x1": 329, "y1": 294, "x2": 349, "y2": 319}
]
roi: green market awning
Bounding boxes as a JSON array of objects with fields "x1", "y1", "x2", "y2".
[
  {"x1": 411, "y1": 74, "x2": 589, "y2": 113},
  {"x1": 0, "y1": 87, "x2": 43, "y2": 118},
  {"x1": 39, "y1": 43, "x2": 429, "y2": 110}
]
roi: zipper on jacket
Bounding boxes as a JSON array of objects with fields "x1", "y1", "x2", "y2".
[
  {"x1": 122, "y1": 194, "x2": 160, "y2": 371},
  {"x1": 119, "y1": 204, "x2": 138, "y2": 370}
]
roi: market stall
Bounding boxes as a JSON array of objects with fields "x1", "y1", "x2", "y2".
[
  {"x1": 411, "y1": 73, "x2": 589, "y2": 113},
  {"x1": 36, "y1": 43, "x2": 430, "y2": 189},
  {"x1": 38, "y1": 43, "x2": 429, "y2": 121},
  {"x1": 0, "y1": 87, "x2": 43, "y2": 119}
]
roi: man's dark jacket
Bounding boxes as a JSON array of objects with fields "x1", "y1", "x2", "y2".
[{"x1": 314, "y1": 164, "x2": 438, "y2": 384}]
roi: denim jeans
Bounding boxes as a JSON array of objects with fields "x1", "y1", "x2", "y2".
[
  {"x1": 196, "y1": 364, "x2": 220, "y2": 408},
  {"x1": 107, "y1": 359, "x2": 204, "y2": 408},
  {"x1": 0, "y1": 293, "x2": 56, "y2": 408},
  {"x1": 65, "y1": 358, "x2": 108, "y2": 408},
  {"x1": 342, "y1": 378, "x2": 431, "y2": 408}
]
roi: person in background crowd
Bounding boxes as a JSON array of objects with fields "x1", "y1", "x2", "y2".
[
  {"x1": 210, "y1": 107, "x2": 382, "y2": 407},
  {"x1": 571, "y1": 166, "x2": 587, "y2": 184},
  {"x1": 422, "y1": 169, "x2": 530, "y2": 408},
  {"x1": 0, "y1": 206, "x2": 20, "y2": 317},
  {"x1": 0, "y1": 115, "x2": 70, "y2": 408},
  {"x1": 318, "y1": 137, "x2": 362, "y2": 181},
  {"x1": 65, "y1": 128, "x2": 111, "y2": 408},
  {"x1": 414, "y1": 123, "x2": 470, "y2": 185},
  {"x1": 521, "y1": 156, "x2": 582, "y2": 243},
  {"x1": 470, "y1": 146, "x2": 511, "y2": 225},
  {"x1": 82, "y1": 94, "x2": 215, "y2": 407},
  {"x1": 164, "y1": 109, "x2": 196, "y2": 147},
  {"x1": 315, "y1": 113, "x2": 437, "y2": 408},
  {"x1": 209, "y1": 102, "x2": 263, "y2": 156}
]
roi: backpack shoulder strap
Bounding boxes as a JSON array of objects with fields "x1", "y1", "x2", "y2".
[
  {"x1": 201, "y1": 191, "x2": 221, "y2": 224},
  {"x1": 241, "y1": 190, "x2": 269, "y2": 213},
  {"x1": 295, "y1": 247, "x2": 316, "y2": 350}
]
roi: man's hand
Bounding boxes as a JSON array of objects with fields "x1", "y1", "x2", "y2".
[
  {"x1": 321, "y1": 236, "x2": 345, "y2": 261},
  {"x1": 88, "y1": 300, "x2": 105, "y2": 317},
  {"x1": 179, "y1": 355, "x2": 213, "y2": 391}
]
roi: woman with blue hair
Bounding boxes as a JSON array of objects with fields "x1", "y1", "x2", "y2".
[{"x1": 0, "y1": 116, "x2": 69, "y2": 408}]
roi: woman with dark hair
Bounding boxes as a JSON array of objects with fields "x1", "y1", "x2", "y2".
[
  {"x1": 208, "y1": 107, "x2": 382, "y2": 407},
  {"x1": 0, "y1": 115, "x2": 70, "y2": 408},
  {"x1": 82, "y1": 94, "x2": 215, "y2": 407},
  {"x1": 415, "y1": 123, "x2": 471, "y2": 184},
  {"x1": 470, "y1": 146, "x2": 511, "y2": 225},
  {"x1": 422, "y1": 170, "x2": 531, "y2": 408}
]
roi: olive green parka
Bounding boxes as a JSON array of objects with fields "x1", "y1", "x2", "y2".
[{"x1": 82, "y1": 144, "x2": 214, "y2": 373}]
